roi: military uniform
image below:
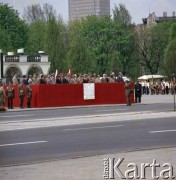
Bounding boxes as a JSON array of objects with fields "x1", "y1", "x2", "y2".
[
  {"x1": 0, "y1": 82, "x2": 6, "y2": 107},
  {"x1": 150, "y1": 82, "x2": 154, "y2": 95},
  {"x1": 6, "y1": 83, "x2": 15, "y2": 109},
  {"x1": 124, "y1": 81, "x2": 133, "y2": 106},
  {"x1": 18, "y1": 83, "x2": 25, "y2": 108},
  {"x1": 26, "y1": 83, "x2": 32, "y2": 108},
  {"x1": 170, "y1": 81, "x2": 174, "y2": 95}
]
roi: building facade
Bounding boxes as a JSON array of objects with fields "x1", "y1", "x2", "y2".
[
  {"x1": 68, "y1": 0, "x2": 110, "y2": 21},
  {"x1": 142, "y1": 11, "x2": 176, "y2": 28},
  {"x1": 0, "y1": 51, "x2": 50, "y2": 82}
]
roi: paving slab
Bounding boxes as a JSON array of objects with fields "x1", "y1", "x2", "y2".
[{"x1": 0, "y1": 147, "x2": 176, "y2": 180}]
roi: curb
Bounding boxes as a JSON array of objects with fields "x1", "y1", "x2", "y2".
[{"x1": 5, "y1": 103, "x2": 128, "y2": 112}]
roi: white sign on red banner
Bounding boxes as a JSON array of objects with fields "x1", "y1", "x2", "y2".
[{"x1": 83, "y1": 83, "x2": 95, "y2": 100}]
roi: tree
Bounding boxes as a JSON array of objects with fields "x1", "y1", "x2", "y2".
[
  {"x1": 138, "y1": 22, "x2": 171, "y2": 74},
  {"x1": 0, "y1": 3, "x2": 28, "y2": 53},
  {"x1": 163, "y1": 40, "x2": 176, "y2": 75},
  {"x1": 25, "y1": 20, "x2": 46, "y2": 54},
  {"x1": 45, "y1": 16, "x2": 67, "y2": 73},
  {"x1": 163, "y1": 23, "x2": 176, "y2": 76},
  {"x1": 112, "y1": 4, "x2": 138, "y2": 76},
  {"x1": 67, "y1": 20, "x2": 94, "y2": 74},
  {"x1": 112, "y1": 3, "x2": 132, "y2": 27},
  {"x1": 0, "y1": 27, "x2": 12, "y2": 53},
  {"x1": 81, "y1": 15, "x2": 118, "y2": 74},
  {"x1": 23, "y1": 3, "x2": 56, "y2": 24}
]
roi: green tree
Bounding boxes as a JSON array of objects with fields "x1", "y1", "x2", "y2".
[
  {"x1": 112, "y1": 3, "x2": 132, "y2": 27},
  {"x1": 112, "y1": 4, "x2": 137, "y2": 77},
  {"x1": 0, "y1": 27, "x2": 12, "y2": 52},
  {"x1": 163, "y1": 40, "x2": 176, "y2": 75},
  {"x1": 0, "y1": 3, "x2": 28, "y2": 52},
  {"x1": 45, "y1": 17, "x2": 67, "y2": 73},
  {"x1": 67, "y1": 20, "x2": 94, "y2": 74},
  {"x1": 163, "y1": 23, "x2": 176, "y2": 76},
  {"x1": 138, "y1": 22, "x2": 171, "y2": 74},
  {"x1": 25, "y1": 20, "x2": 46, "y2": 54},
  {"x1": 81, "y1": 15, "x2": 117, "y2": 74}
]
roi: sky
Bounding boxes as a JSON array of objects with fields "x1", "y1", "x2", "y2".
[{"x1": 1, "y1": 0, "x2": 176, "y2": 24}]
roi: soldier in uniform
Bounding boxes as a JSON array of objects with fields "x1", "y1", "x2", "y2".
[
  {"x1": 150, "y1": 81, "x2": 154, "y2": 95},
  {"x1": 6, "y1": 82, "x2": 15, "y2": 109},
  {"x1": 124, "y1": 80, "x2": 133, "y2": 106},
  {"x1": 170, "y1": 81, "x2": 174, "y2": 95},
  {"x1": 0, "y1": 79, "x2": 6, "y2": 107},
  {"x1": 26, "y1": 79, "x2": 32, "y2": 108},
  {"x1": 18, "y1": 82, "x2": 25, "y2": 108}
]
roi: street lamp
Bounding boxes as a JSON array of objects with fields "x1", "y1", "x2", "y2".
[
  {"x1": 0, "y1": 49, "x2": 3, "y2": 79},
  {"x1": 171, "y1": 73, "x2": 176, "y2": 111}
]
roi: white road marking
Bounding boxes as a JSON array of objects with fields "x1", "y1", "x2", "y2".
[
  {"x1": 0, "y1": 141, "x2": 47, "y2": 147},
  {"x1": 1, "y1": 114, "x2": 34, "y2": 118},
  {"x1": 0, "y1": 111, "x2": 154, "y2": 124},
  {"x1": 96, "y1": 109, "x2": 127, "y2": 112},
  {"x1": 0, "y1": 111, "x2": 175, "y2": 132},
  {"x1": 63, "y1": 125, "x2": 124, "y2": 131},
  {"x1": 149, "y1": 129, "x2": 176, "y2": 134}
]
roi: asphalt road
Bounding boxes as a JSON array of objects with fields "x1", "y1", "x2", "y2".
[
  {"x1": 0, "y1": 101, "x2": 174, "y2": 122},
  {"x1": 0, "y1": 95, "x2": 175, "y2": 167}
]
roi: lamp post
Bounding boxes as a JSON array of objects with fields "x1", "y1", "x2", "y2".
[
  {"x1": 0, "y1": 49, "x2": 3, "y2": 79},
  {"x1": 171, "y1": 73, "x2": 176, "y2": 111}
]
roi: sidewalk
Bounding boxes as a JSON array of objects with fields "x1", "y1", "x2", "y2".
[
  {"x1": 0, "y1": 147, "x2": 176, "y2": 180},
  {"x1": 5, "y1": 94, "x2": 175, "y2": 112}
]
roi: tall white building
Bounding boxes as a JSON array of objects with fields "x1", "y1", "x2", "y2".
[{"x1": 68, "y1": 0, "x2": 110, "y2": 21}]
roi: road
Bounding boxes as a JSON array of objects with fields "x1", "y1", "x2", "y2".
[{"x1": 0, "y1": 95, "x2": 175, "y2": 167}]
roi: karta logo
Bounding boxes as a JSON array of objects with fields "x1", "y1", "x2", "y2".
[{"x1": 103, "y1": 158, "x2": 175, "y2": 179}]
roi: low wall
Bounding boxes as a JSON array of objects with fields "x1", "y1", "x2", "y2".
[{"x1": 5, "y1": 83, "x2": 134, "y2": 108}]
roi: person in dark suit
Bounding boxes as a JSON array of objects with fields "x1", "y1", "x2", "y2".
[{"x1": 135, "y1": 80, "x2": 142, "y2": 103}]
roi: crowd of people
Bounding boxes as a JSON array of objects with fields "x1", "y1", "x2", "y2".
[
  {"x1": 133, "y1": 79, "x2": 176, "y2": 107},
  {"x1": 0, "y1": 72, "x2": 125, "y2": 109},
  {"x1": 0, "y1": 72, "x2": 176, "y2": 110},
  {"x1": 10, "y1": 72, "x2": 125, "y2": 85},
  {"x1": 140, "y1": 80, "x2": 176, "y2": 95},
  {"x1": 11, "y1": 73, "x2": 175, "y2": 96}
]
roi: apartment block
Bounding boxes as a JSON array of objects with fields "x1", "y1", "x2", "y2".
[{"x1": 68, "y1": 0, "x2": 110, "y2": 21}]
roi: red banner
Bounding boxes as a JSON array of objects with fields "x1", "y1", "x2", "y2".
[{"x1": 4, "y1": 83, "x2": 134, "y2": 108}]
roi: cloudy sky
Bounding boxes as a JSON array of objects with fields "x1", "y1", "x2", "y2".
[{"x1": 1, "y1": 0, "x2": 175, "y2": 24}]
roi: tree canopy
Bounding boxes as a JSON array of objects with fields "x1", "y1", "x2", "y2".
[
  {"x1": 0, "y1": 3, "x2": 28, "y2": 53},
  {"x1": 0, "y1": 3, "x2": 175, "y2": 79}
]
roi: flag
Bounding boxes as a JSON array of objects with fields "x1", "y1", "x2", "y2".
[{"x1": 55, "y1": 69, "x2": 58, "y2": 80}]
